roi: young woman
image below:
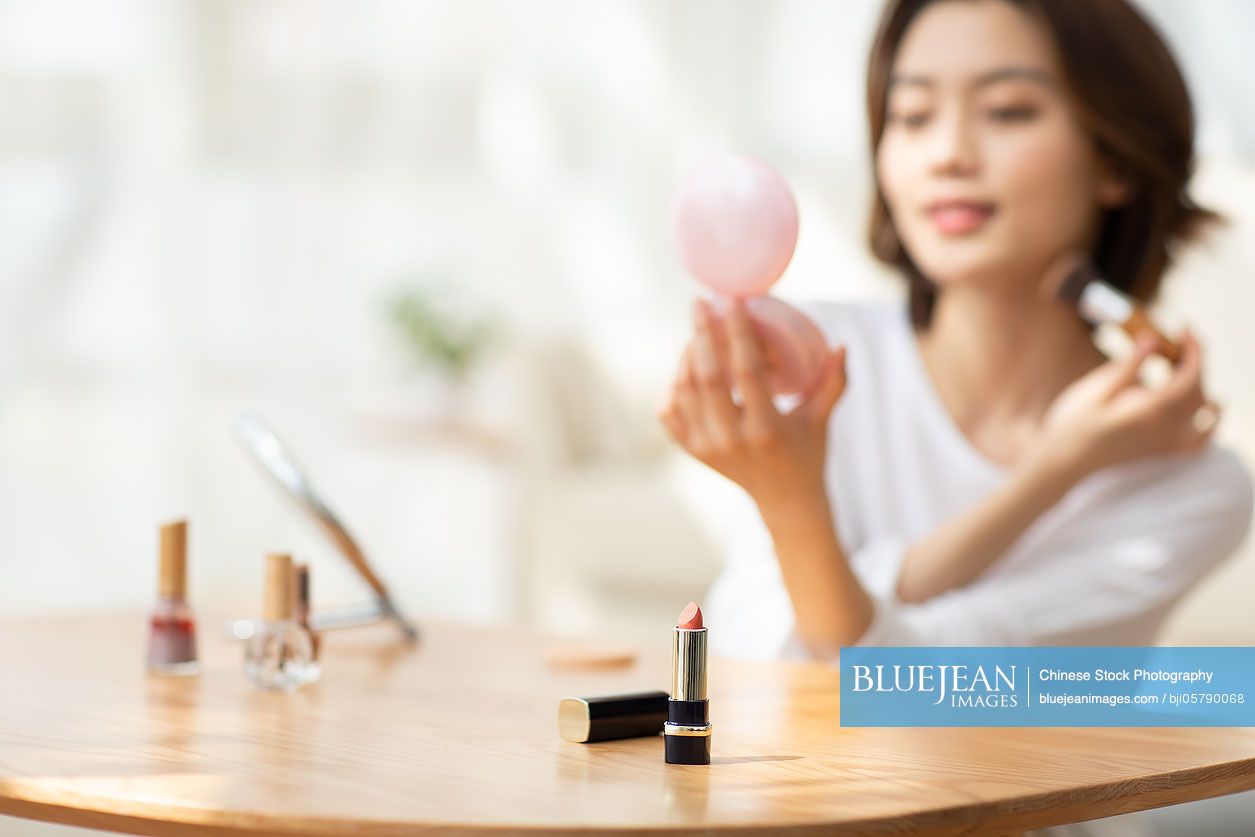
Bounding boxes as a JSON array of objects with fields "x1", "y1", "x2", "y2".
[
  {"x1": 658, "y1": 0, "x2": 1252, "y2": 706},
  {"x1": 660, "y1": 9, "x2": 1252, "y2": 832}
]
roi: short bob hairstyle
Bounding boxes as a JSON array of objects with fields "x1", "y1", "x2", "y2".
[{"x1": 865, "y1": 0, "x2": 1220, "y2": 329}]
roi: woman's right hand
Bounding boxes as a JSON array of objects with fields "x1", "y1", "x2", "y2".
[{"x1": 655, "y1": 297, "x2": 848, "y2": 513}]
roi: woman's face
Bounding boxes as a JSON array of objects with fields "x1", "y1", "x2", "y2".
[{"x1": 875, "y1": 0, "x2": 1128, "y2": 292}]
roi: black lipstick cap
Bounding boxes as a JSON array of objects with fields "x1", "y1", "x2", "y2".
[{"x1": 558, "y1": 690, "x2": 669, "y2": 743}]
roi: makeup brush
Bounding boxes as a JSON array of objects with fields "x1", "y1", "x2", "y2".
[{"x1": 1051, "y1": 255, "x2": 1182, "y2": 364}]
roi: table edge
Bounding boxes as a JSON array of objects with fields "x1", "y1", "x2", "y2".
[{"x1": 3, "y1": 753, "x2": 1255, "y2": 836}]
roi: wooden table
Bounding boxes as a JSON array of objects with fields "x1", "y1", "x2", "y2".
[{"x1": 1, "y1": 615, "x2": 1254, "y2": 836}]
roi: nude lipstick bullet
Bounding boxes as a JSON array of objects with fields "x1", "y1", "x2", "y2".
[{"x1": 665, "y1": 601, "x2": 711, "y2": 765}]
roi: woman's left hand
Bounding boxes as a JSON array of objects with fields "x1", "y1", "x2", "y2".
[{"x1": 1030, "y1": 329, "x2": 1219, "y2": 481}]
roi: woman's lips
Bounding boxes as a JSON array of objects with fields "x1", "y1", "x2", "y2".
[{"x1": 927, "y1": 201, "x2": 996, "y2": 235}]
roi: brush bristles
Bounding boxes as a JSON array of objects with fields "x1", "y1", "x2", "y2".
[{"x1": 1054, "y1": 259, "x2": 1101, "y2": 306}]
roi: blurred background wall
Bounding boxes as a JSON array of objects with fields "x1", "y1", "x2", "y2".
[
  {"x1": 2, "y1": 0, "x2": 1254, "y2": 659},
  {"x1": 2, "y1": 0, "x2": 1255, "y2": 834},
  {"x1": 3, "y1": 0, "x2": 1254, "y2": 645}
]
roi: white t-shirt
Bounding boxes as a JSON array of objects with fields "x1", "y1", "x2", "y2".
[{"x1": 704, "y1": 300, "x2": 1254, "y2": 837}]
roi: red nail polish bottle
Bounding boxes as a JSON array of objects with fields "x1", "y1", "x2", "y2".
[{"x1": 146, "y1": 520, "x2": 199, "y2": 676}]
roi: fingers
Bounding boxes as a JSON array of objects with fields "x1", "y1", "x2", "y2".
[
  {"x1": 796, "y1": 345, "x2": 848, "y2": 425},
  {"x1": 1180, "y1": 400, "x2": 1222, "y2": 451},
  {"x1": 726, "y1": 298, "x2": 776, "y2": 420},
  {"x1": 1141, "y1": 330, "x2": 1207, "y2": 446},
  {"x1": 655, "y1": 344, "x2": 701, "y2": 447},
  {"x1": 662, "y1": 300, "x2": 848, "y2": 464},
  {"x1": 1169, "y1": 331, "x2": 1216, "y2": 451},
  {"x1": 691, "y1": 299, "x2": 741, "y2": 446},
  {"x1": 672, "y1": 344, "x2": 704, "y2": 444},
  {"x1": 656, "y1": 346, "x2": 690, "y2": 443},
  {"x1": 1135, "y1": 329, "x2": 1216, "y2": 455},
  {"x1": 656, "y1": 401, "x2": 685, "y2": 445},
  {"x1": 1101, "y1": 331, "x2": 1158, "y2": 400},
  {"x1": 1161, "y1": 329, "x2": 1205, "y2": 416}
]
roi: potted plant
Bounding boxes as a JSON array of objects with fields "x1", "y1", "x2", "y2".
[{"x1": 384, "y1": 283, "x2": 496, "y2": 422}]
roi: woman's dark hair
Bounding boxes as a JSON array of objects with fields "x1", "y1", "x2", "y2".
[{"x1": 866, "y1": 0, "x2": 1221, "y2": 328}]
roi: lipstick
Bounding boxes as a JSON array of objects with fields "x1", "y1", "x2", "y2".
[
  {"x1": 1052, "y1": 256, "x2": 1182, "y2": 363},
  {"x1": 665, "y1": 601, "x2": 711, "y2": 765}
]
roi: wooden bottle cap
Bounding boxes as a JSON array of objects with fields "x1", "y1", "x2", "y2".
[
  {"x1": 264, "y1": 553, "x2": 295, "y2": 622},
  {"x1": 158, "y1": 520, "x2": 188, "y2": 599}
]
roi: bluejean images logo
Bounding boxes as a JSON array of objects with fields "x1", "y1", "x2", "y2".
[
  {"x1": 840, "y1": 647, "x2": 1255, "y2": 727},
  {"x1": 851, "y1": 662, "x2": 1019, "y2": 708}
]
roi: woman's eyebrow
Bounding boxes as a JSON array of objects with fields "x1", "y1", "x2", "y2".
[{"x1": 888, "y1": 66, "x2": 1054, "y2": 90}]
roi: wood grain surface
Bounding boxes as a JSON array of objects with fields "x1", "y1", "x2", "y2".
[{"x1": 1, "y1": 614, "x2": 1253, "y2": 836}]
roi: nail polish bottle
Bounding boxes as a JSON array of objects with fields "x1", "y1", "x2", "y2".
[
  {"x1": 293, "y1": 563, "x2": 322, "y2": 662},
  {"x1": 244, "y1": 553, "x2": 320, "y2": 691},
  {"x1": 147, "y1": 520, "x2": 199, "y2": 676}
]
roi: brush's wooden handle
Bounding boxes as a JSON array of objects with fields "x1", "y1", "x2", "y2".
[{"x1": 1125, "y1": 308, "x2": 1183, "y2": 364}]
